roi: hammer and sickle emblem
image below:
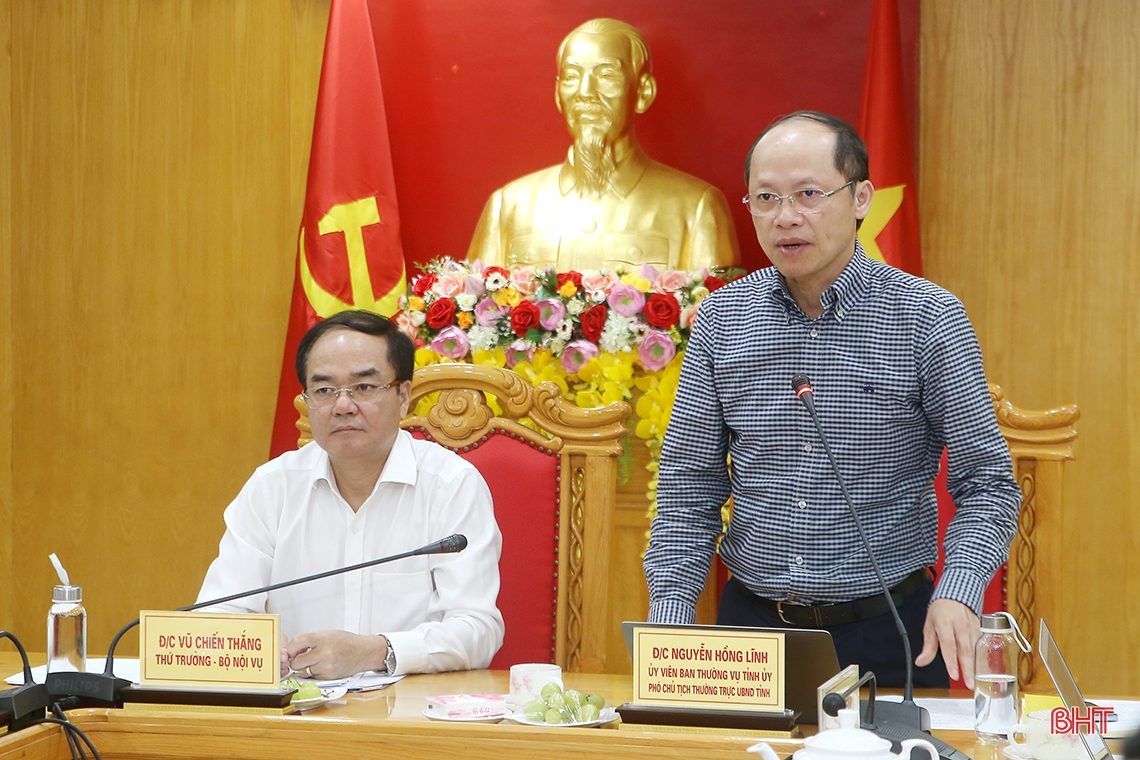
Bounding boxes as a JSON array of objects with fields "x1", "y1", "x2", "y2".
[{"x1": 298, "y1": 196, "x2": 403, "y2": 317}]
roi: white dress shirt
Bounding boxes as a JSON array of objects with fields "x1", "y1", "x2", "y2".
[{"x1": 197, "y1": 430, "x2": 504, "y2": 674}]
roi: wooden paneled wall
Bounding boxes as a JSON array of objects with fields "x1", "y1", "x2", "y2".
[
  {"x1": 920, "y1": 0, "x2": 1140, "y2": 693},
  {"x1": 1, "y1": 0, "x2": 1136, "y2": 695},
  {"x1": 1, "y1": 0, "x2": 330, "y2": 653}
]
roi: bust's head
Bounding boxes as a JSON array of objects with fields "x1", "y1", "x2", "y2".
[{"x1": 555, "y1": 19, "x2": 657, "y2": 149}]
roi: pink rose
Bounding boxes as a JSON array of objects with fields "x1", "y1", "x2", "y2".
[
  {"x1": 680, "y1": 304, "x2": 700, "y2": 329},
  {"x1": 429, "y1": 326, "x2": 471, "y2": 360},
  {"x1": 638, "y1": 329, "x2": 677, "y2": 371},
  {"x1": 537, "y1": 299, "x2": 568, "y2": 330},
  {"x1": 581, "y1": 272, "x2": 618, "y2": 294},
  {"x1": 432, "y1": 273, "x2": 465, "y2": 298},
  {"x1": 607, "y1": 284, "x2": 646, "y2": 318},
  {"x1": 510, "y1": 266, "x2": 539, "y2": 296},
  {"x1": 474, "y1": 297, "x2": 508, "y2": 327},
  {"x1": 653, "y1": 269, "x2": 690, "y2": 293},
  {"x1": 504, "y1": 340, "x2": 535, "y2": 368},
  {"x1": 396, "y1": 311, "x2": 419, "y2": 339},
  {"x1": 561, "y1": 340, "x2": 600, "y2": 374}
]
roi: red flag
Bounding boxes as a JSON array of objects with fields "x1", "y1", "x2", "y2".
[
  {"x1": 857, "y1": 0, "x2": 922, "y2": 276},
  {"x1": 269, "y1": 0, "x2": 406, "y2": 458}
]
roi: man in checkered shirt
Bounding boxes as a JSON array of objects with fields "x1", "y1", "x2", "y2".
[{"x1": 644, "y1": 111, "x2": 1020, "y2": 688}]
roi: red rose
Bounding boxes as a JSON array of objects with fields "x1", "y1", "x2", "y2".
[
  {"x1": 510, "y1": 301, "x2": 541, "y2": 337},
  {"x1": 485, "y1": 266, "x2": 511, "y2": 280},
  {"x1": 644, "y1": 293, "x2": 681, "y2": 329},
  {"x1": 704, "y1": 275, "x2": 727, "y2": 292},
  {"x1": 425, "y1": 298, "x2": 457, "y2": 329},
  {"x1": 579, "y1": 304, "x2": 608, "y2": 343},
  {"x1": 412, "y1": 273, "x2": 437, "y2": 297},
  {"x1": 556, "y1": 271, "x2": 584, "y2": 291}
]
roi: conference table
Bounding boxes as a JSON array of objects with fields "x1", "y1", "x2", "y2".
[{"x1": 0, "y1": 653, "x2": 1017, "y2": 760}]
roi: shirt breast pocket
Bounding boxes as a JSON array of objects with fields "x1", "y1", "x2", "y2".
[
  {"x1": 508, "y1": 234, "x2": 559, "y2": 266},
  {"x1": 604, "y1": 233, "x2": 670, "y2": 268},
  {"x1": 369, "y1": 567, "x2": 436, "y2": 632}
]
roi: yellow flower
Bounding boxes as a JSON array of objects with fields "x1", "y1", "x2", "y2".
[
  {"x1": 472, "y1": 347, "x2": 507, "y2": 367},
  {"x1": 414, "y1": 348, "x2": 441, "y2": 368},
  {"x1": 408, "y1": 296, "x2": 426, "y2": 311},
  {"x1": 620, "y1": 273, "x2": 652, "y2": 292},
  {"x1": 492, "y1": 287, "x2": 522, "y2": 308},
  {"x1": 457, "y1": 312, "x2": 474, "y2": 330},
  {"x1": 558, "y1": 281, "x2": 578, "y2": 297},
  {"x1": 576, "y1": 389, "x2": 604, "y2": 409}
]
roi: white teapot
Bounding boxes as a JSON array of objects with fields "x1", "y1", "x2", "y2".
[{"x1": 749, "y1": 708, "x2": 939, "y2": 760}]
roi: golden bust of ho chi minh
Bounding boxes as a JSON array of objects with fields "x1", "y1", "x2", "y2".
[{"x1": 466, "y1": 18, "x2": 740, "y2": 273}]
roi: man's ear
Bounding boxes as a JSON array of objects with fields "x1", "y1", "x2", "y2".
[
  {"x1": 854, "y1": 180, "x2": 875, "y2": 221},
  {"x1": 555, "y1": 77, "x2": 564, "y2": 116},
  {"x1": 635, "y1": 73, "x2": 657, "y2": 114}
]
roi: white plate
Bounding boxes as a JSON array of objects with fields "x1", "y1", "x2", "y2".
[
  {"x1": 1001, "y1": 744, "x2": 1034, "y2": 760},
  {"x1": 421, "y1": 708, "x2": 506, "y2": 723},
  {"x1": 507, "y1": 707, "x2": 619, "y2": 728},
  {"x1": 291, "y1": 686, "x2": 348, "y2": 711}
]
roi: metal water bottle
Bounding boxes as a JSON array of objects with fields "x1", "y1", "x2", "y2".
[
  {"x1": 974, "y1": 611, "x2": 1031, "y2": 741},
  {"x1": 47, "y1": 583, "x2": 87, "y2": 674}
]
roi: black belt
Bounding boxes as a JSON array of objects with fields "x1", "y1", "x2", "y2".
[{"x1": 753, "y1": 569, "x2": 930, "y2": 628}]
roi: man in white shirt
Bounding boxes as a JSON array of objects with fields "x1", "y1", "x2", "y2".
[{"x1": 197, "y1": 310, "x2": 504, "y2": 678}]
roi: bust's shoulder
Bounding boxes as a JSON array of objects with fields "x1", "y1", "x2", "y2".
[
  {"x1": 640, "y1": 158, "x2": 719, "y2": 197},
  {"x1": 494, "y1": 164, "x2": 564, "y2": 197}
]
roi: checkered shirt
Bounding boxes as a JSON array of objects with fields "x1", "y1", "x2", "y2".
[{"x1": 644, "y1": 243, "x2": 1020, "y2": 623}]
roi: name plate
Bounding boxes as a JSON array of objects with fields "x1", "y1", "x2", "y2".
[
  {"x1": 631, "y1": 625, "x2": 785, "y2": 712},
  {"x1": 139, "y1": 611, "x2": 279, "y2": 690}
]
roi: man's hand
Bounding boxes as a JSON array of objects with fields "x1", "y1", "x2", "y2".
[
  {"x1": 279, "y1": 632, "x2": 290, "y2": 677},
  {"x1": 915, "y1": 598, "x2": 980, "y2": 687},
  {"x1": 285, "y1": 631, "x2": 388, "y2": 680}
]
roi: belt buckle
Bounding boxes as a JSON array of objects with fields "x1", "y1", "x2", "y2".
[{"x1": 777, "y1": 600, "x2": 823, "y2": 627}]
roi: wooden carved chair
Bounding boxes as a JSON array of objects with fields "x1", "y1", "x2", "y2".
[
  {"x1": 296, "y1": 363, "x2": 630, "y2": 672},
  {"x1": 933, "y1": 385, "x2": 1079, "y2": 687}
]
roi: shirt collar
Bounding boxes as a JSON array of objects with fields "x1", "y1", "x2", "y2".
[
  {"x1": 312, "y1": 429, "x2": 418, "y2": 496},
  {"x1": 558, "y1": 144, "x2": 650, "y2": 198},
  {"x1": 767, "y1": 238, "x2": 872, "y2": 322}
]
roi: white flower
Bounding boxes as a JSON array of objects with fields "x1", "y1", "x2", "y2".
[
  {"x1": 409, "y1": 311, "x2": 427, "y2": 326},
  {"x1": 485, "y1": 273, "x2": 509, "y2": 291},
  {"x1": 566, "y1": 298, "x2": 587, "y2": 316},
  {"x1": 690, "y1": 285, "x2": 710, "y2": 303},
  {"x1": 466, "y1": 325, "x2": 498, "y2": 352},
  {"x1": 556, "y1": 318, "x2": 574, "y2": 340},
  {"x1": 588, "y1": 289, "x2": 607, "y2": 304},
  {"x1": 632, "y1": 322, "x2": 651, "y2": 340},
  {"x1": 456, "y1": 293, "x2": 477, "y2": 311},
  {"x1": 548, "y1": 338, "x2": 567, "y2": 355},
  {"x1": 599, "y1": 312, "x2": 635, "y2": 353}
]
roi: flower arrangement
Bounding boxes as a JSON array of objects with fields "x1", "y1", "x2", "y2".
[
  {"x1": 398, "y1": 257, "x2": 744, "y2": 535},
  {"x1": 398, "y1": 258, "x2": 739, "y2": 374}
]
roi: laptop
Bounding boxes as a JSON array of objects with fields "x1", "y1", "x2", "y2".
[
  {"x1": 1038, "y1": 618, "x2": 1113, "y2": 760},
  {"x1": 621, "y1": 621, "x2": 840, "y2": 723}
]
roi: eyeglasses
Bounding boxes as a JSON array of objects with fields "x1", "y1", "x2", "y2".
[
  {"x1": 301, "y1": 380, "x2": 400, "y2": 408},
  {"x1": 742, "y1": 181, "x2": 855, "y2": 217}
]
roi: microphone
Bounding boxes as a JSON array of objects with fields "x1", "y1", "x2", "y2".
[
  {"x1": 46, "y1": 534, "x2": 468, "y2": 707},
  {"x1": 789, "y1": 374, "x2": 929, "y2": 734}
]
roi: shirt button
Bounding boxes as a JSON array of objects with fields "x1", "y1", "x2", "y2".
[
  {"x1": 809, "y1": 328, "x2": 819, "y2": 338},
  {"x1": 803, "y1": 443, "x2": 813, "y2": 453},
  {"x1": 798, "y1": 499, "x2": 807, "y2": 509},
  {"x1": 582, "y1": 219, "x2": 597, "y2": 234},
  {"x1": 837, "y1": 308, "x2": 845, "y2": 317},
  {"x1": 794, "y1": 556, "x2": 804, "y2": 566}
]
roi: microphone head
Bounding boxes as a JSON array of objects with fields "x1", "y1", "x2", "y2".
[
  {"x1": 439, "y1": 534, "x2": 468, "y2": 553},
  {"x1": 791, "y1": 373, "x2": 813, "y2": 395}
]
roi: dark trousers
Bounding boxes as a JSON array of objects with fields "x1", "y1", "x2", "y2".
[{"x1": 717, "y1": 577, "x2": 950, "y2": 688}]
